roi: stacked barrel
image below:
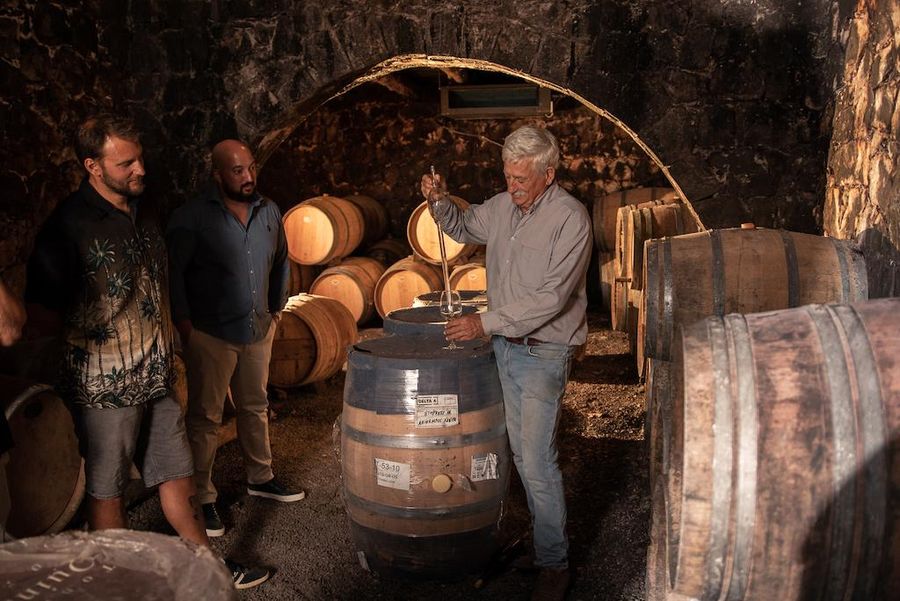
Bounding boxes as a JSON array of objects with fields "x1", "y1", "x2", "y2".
[
  {"x1": 592, "y1": 187, "x2": 700, "y2": 372},
  {"x1": 275, "y1": 190, "x2": 491, "y2": 389},
  {"x1": 619, "y1": 191, "x2": 900, "y2": 599},
  {"x1": 372, "y1": 195, "x2": 486, "y2": 319},
  {"x1": 645, "y1": 295, "x2": 900, "y2": 601},
  {"x1": 276, "y1": 193, "x2": 396, "y2": 387}
]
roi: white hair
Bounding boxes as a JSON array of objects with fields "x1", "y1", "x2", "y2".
[{"x1": 501, "y1": 126, "x2": 560, "y2": 172}]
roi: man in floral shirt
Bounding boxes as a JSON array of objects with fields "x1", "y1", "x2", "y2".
[{"x1": 25, "y1": 114, "x2": 270, "y2": 589}]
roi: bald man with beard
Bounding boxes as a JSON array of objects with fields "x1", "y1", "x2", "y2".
[{"x1": 166, "y1": 140, "x2": 301, "y2": 542}]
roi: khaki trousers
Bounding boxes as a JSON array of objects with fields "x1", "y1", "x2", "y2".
[{"x1": 184, "y1": 324, "x2": 276, "y2": 504}]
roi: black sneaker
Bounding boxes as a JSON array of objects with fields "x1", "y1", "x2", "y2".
[
  {"x1": 202, "y1": 503, "x2": 225, "y2": 537},
  {"x1": 247, "y1": 478, "x2": 305, "y2": 502},
  {"x1": 225, "y1": 559, "x2": 272, "y2": 589}
]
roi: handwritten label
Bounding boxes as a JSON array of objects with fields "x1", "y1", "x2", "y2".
[
  {"x1": 415, "y1": 394, "x2": 459, "y2": 428},
  {"x1": 471, "y1": 452, "x2": 499, "y2": 481},
  {"x1": 375, "y1": 458, "x2": 410, "y2": 490}
]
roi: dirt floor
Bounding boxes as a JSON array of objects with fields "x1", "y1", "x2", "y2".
[{"x1": 130, "y1": 311, "x2": 650, "y2": 600}]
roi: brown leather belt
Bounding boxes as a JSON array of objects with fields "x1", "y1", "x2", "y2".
[{"x1": 504, "y1": 336, "x2": 546, "y2": 346}]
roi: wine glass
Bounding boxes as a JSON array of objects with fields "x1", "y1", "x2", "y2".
[{"x1": 439, "y1": 290, "x2": 463, "y2": 350}]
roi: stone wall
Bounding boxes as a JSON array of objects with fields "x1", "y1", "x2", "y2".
[
  {"x1": 824, "y1": 0, "x2": 900, "y2": 298},
  {"x1": 257, "y1": 85, "x2": 666, "y2": 238},
  {"x1": 1, "y1": 0, "x2": 843, "y2": 290}
]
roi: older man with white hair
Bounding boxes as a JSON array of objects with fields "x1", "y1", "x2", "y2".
[{"x1": 421, "y1": 125, "x2": 592, "y2": 601}]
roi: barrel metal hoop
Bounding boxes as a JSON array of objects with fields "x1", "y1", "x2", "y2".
[
  {"x1": 342, "y1": 421, "x2": 508, "y2": 449},
  {"x1": 645, "y1": 241, "x2": 659, "y2": 361},
  {"x1": 829, "y1": 304, "x2": 887, "y2": 600},
  {"x1": 722, "y1": 313, "x2": 758, "y2": 601},
  {"x1": 662, "y1": 238, "x2": 674, "y2": 360},
  {"x1": 345, "y1": 489, "x2": 505, "y2": 521},
  {"x1": 4, "y1": 383, "x2": 54, "y2": 421},
  {"x1": 779, "y1": 230, "x2": 801, "y2": 307},
  {"x1": 710, "y1": 229, "x2": 725, "y2": 316},
  {"x1": 807, "y1": 304, "x2": 857, "y2": 597},
  {"x1": 673, "y1": 204, "x2": 684, "y2": 235},
  {"x1": 849, "y1": 245, "x2": 869, "y2": 300},
  {"x1": 704, "y1": 316, "x2": 734, "y2": 599},
  {"x1": 828, "y1": 238, "x2": 852, "y2": 301},
  {"x1": 314, "y1": 198, "x2": 343, "y2": 262}
]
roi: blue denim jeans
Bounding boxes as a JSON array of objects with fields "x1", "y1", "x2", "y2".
[{"x1": 492, "y1": 336, "x2": 572, "y2": 569}]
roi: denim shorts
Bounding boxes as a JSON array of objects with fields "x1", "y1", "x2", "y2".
[{"x1": 74, "y1": 396, "x2": 194, "y2": 499}]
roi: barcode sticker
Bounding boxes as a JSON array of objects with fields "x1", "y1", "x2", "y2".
[
  {"x1": 415, "y1": 394, "x2": 459, "y2": 428},
  {"x1": 375, "y1": 458, "x2": 410, "y2": 490},
  {"x1": 471, "y1": 452, "x2": 499, "y2": 481}
]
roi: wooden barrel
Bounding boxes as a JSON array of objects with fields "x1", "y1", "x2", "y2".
[
  {"x1": 308, "y1": 257, "x2": 386, "y2": 325},
  {"x1": 610, "y1": 274, "x2": 641, "y2": 335},
  {"x1": 644, "y1": 358, "x2": 672, "y2": 496},
  {"x1": 283, "y1": 195, "x2": 365, "y2": 265},
  {"x1": 614, "y1": 203, "x2": 691, "y2": 372},
  {"x1": 413, "y1": 290, "x2": 487, "y2": 309},
  {"x1": 615, "y1": 202, "x2": 690, "y2": 292},
  {"x1": 383, "y1": 305, "x2": 479, "y2": 338},
  {"x1": 592, "y1": 187, "x2": 678, "y2": 252},
  {"x1": 649, "y1": 297, "x2": 900, "y2": 601},
  {"x1": 344, "y1": 194, "x2": 389, "y2": 247},
  {"x1": 366, "y1": 238, "x2": 411, "y2": 268},
  {"x1": 269, "y1": 294, "x2": 357, "y2": 387},
  {"x1": 407, "y1": 196, "x2": 482, "y2": 266},
  {"x1": 288, "y1": 261, "x2": 321, "y2": 295},
  {"x1": 449, "y1": 255, "x2": 487, "y2": 291},
  {"x1": 2, "y1": 377, "x2": 84, "y2": 538},
  {"x1": 374, "y1": 256, "x2": 443, "y2": 319},
  {"x1": 0, "y1": 530, "x2": 235, "y2": 599},
  {"x1": 598, "y1": 251, "x2": 615, "y2": 313},
  {"x1": 641, "y1": 228, "x2": 868, "y2": 367},
  {"x1": 340, "y1": 335, "x2": 509, "y2": 578}
]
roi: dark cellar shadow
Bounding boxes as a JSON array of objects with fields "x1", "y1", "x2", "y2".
[
  {"x1": 560, "y1": 429, "x2": 648, "y2": 600},
  {"x1": 799, "y1": 434, "x2": 898, "y2": 600},
  {"x1": 569, "y1": 351, "x2": 638, "y2": 386}
]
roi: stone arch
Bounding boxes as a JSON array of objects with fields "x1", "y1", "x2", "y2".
[{"x1": 249, "y1": 54, "x2": 704, "y2": 229}]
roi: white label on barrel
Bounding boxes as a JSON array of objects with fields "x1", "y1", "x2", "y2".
[
  {"x1": 414, "y1": 394, "x2": 459, "y2": 428},
  {"x1": 471, "y1": 452, "x2": 499, "y2": 481},
  {"x1": 375, "y1": 458, "x2": 410, "y2": 491}
]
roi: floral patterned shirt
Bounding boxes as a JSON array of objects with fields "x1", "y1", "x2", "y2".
[{"x1": 25, "y1": 179, "x2": 175, "y2": 409}]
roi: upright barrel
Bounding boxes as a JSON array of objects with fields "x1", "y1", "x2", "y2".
[
  {"x1": 341, "y1": 336, "x2": 510, "y2": 579},
  {"x1": 383, "y1": 305, "x2": 479, "y2": 338},
  {"x1": 413, "y1": 290, "x2": 487, "y2": 309},
  {"x1": 648, "y1": 297, "x2": 900, "y2": 601},
  {"x1": 282, "y1": 195, "x2": 365, "y2": 265},
  {"x1": 2, "y1": 377, "x2": 84, "y2": 538},
  {"x1": 641, "y1": 228, "x2": 868, "y2": 366},
  {"x1": 0, "y1": 530, "x2": 236, "y2": 600}
]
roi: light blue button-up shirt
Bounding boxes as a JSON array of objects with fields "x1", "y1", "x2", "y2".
[{"x1": 433, "y1": 182, "x2": 592, "y2": 345}]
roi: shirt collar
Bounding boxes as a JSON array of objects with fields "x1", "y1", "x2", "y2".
[
  {"x1": 517, "y1": 182, "x2": 556, "y2": 217},
  {"x1": 79, "y1": 177, "x2": 140, "y2": 217}
]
